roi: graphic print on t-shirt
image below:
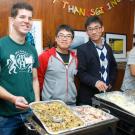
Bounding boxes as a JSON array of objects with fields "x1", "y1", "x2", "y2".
[{"x1": 6, "y1": 50, "x2": 34, "y2": 74}]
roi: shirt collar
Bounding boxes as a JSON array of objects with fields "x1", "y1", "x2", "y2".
[{"x1": 92, "y1": 37, "x2": 105, "y2": 49}]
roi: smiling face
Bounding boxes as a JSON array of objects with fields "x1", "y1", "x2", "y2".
[
  {"x1": 11, "y1": 9, "x2": 32, "y2": 36},
  {"x1": 55, "y1": 29, "x2": 73, "y2": 52},
  {"x1": 86, "y1": 22, "x2": 104, "y2": 44}
]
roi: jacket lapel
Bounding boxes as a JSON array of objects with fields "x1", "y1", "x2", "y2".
[{"x1": 88, "y1": 41, "x2": 100, "y2": 64}]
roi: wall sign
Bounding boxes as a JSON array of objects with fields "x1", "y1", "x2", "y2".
[{"x1": 52, "y1": 0, "x2": 123, "y2": 17}]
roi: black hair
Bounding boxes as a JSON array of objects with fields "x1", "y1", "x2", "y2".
[
  {"x1": 11, "y1": 2, "x2": 33, "y2": 17},
  {"x1": 85, "y1": 16, "x2": 103, "y2": 29},
  {"x1": 55, "y1": 24, "x2": 74, "y2": 39}
]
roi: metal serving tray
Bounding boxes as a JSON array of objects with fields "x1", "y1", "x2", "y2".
[
  {"x1": 26, "y1": 113, "x2": 118, "y2": 135},
  {"x1": 71, "y1": 105, "x2": 116, "y2": 126},
  {"x1": 94, "y1": 91, "x2": 135, "y2": 116},
  {"x1": 92, "y1": 94, "x2": 135, "y2": 126},
  {"x1": 92, "y1": 97, "x2": 135, "y2": 134},
  {"x1": 29, "y1": 100, "x2": 85, "y2": 135}
]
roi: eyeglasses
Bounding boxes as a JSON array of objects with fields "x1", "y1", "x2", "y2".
[
  {"x1": 57, "y1": 34, "x2": 73, "y2": 40},
  {"x1": 87, "y1": 26, "x2": 102, "y2": 32}
]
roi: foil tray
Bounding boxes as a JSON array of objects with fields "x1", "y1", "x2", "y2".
[
  {"x1": 29, "y1": 100, "x2": 85, "y2": 135},
  {"x1": 95, "y1": 91, "x2": 135, "y2": 116}
]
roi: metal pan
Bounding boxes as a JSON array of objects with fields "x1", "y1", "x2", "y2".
[
  {"x1": 94, "y1": 91, "x2": 135, "y2": 116},
  {"x1": 29, "y1": 100, "x2": 85, "y2": 135},
  {"x1": 92, "y1": 96, "x2": 135, "y2": 125},
  {"x1": 26, "y1": 113, "x2": 118, "y2": 135}
]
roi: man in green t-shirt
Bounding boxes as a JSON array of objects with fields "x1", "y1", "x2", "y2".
[{"x1": 0, "y1": 2, "x2": 40, "y2": 135}]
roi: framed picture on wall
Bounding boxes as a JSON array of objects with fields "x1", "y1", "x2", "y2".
[
  {"x1": 105, "y1": 33, "x2": 127, "y2": 62},
  {"x1": 70, "y1": 30, "x2": 89, "y2": 49},
  {"x1": 8, "y1": 18, "x2": 43, "y2": 55},
  {"x1": 29, "y1": 19, "x2": 43, "y2": 55}
]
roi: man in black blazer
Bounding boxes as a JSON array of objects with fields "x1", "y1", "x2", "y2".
[{"x1": 77, "y1": 16, "x2": 117, "y2": 105}]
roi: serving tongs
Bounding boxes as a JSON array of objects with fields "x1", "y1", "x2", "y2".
[{"x1": 35, "y1": 110, "x2": 64, "y2": 123}]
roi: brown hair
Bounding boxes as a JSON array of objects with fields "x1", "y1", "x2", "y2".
[{"x1": 11, "y1": 2, "x2": 33, "y2": 17}]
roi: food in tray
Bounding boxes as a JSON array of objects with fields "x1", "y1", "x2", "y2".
[
  {"x1": 30, "y1": 101, "x2": 84, "y2": 134},
  {"x1": 72, "y1": 105, "x2": 114, "y2": 125},
  {"x1": 95, "y1": 91, "x2": 135, "y2": 115},
  {"x1": 107, "y1": 94, "x2": 127, "y2": 104}
]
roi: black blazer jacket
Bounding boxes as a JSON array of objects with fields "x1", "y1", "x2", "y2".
[{"x1": 77, "y1": 40, "x2": 117, "y2": 105}]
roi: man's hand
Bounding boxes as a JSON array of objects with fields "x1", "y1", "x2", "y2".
[
  {"x1": 13, "y1": 96, "x2": 29, "y2": 110},
  {"x1": 95, "y1": 80, "x2": 108, "y2": 92}
]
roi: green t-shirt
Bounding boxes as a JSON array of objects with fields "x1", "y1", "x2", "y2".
[{"x1": 0, "y1": 36, "x2": 39, "y2": 116}]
